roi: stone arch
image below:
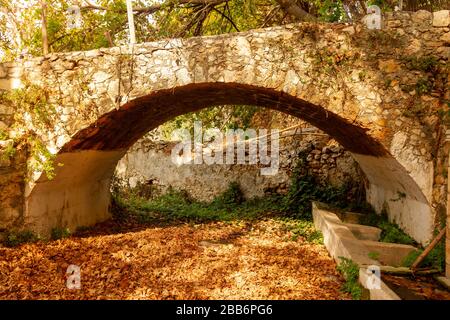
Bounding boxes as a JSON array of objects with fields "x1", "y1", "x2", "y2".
[{"x1": 25, "y1": 82, "x2": 433, "y2": 244}]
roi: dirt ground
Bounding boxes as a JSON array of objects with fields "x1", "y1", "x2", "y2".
[
  {"x1": 383, "y1": 274, "x2": 450, "y2": 300},
  {"x1": 0, "y1": 219, "x2": 349, "y2": 300}
]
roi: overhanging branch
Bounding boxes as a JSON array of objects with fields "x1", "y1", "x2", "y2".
[{"x1": 82, "y1": 0, "x2": 229, "y2": 14}]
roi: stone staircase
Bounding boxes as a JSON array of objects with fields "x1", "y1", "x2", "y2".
[{"x1": 312, "y1": 201, "x2": 420, "y2": 300}]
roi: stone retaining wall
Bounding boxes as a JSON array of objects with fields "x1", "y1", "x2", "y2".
[{"x1": 114, "y1": 129, "x2": 362, "y2": 201}]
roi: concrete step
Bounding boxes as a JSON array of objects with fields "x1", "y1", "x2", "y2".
[
  {"x1": 339, "y1": 211, "x2": 365, "y2": 224},
  {"x1": 312, "y1": 202, "x2": 401, "y2": 300},
  {"x1": 344, "y1": 223, "x2": 382, "y2": 241},
  {"x1": 360, "y1": 240, "x2": 419, "y2": 267}
]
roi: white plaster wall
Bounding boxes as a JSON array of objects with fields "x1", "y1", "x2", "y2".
[
  {"x1": 25, "y1": 150, "x2": 124, "y2": 235},
  {"x1": 115, "y1": 148, "x2": 290, "y2": 202},
  {"x1": 353, "y1": 154, "x2": 434, "y2": 245}
]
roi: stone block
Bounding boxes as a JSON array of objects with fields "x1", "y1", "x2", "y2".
[
  {"x1": 0, "y1": 64, "x2": 7, "y2": 78},
  {"x1": 411, "y1": 10, "x2": 432, "y2": 24},
  {"x1": 433, "y1": 10, "x2": 449, "y2": 27},
  {"x1": 441, "y1": 32, "x2": 450, "y2": 43}
]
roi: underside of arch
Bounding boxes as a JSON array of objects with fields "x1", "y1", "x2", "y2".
[
  {"x1": 25, "y1": 83, "x2": 433, "y2": 244},
  {"x1": 61, "y1": 83, "x2": 387, "y2": 156}
]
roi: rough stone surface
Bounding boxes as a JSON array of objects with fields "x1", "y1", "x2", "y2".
[
  {"x1": 115, "y1": 129, "x2": 361, "y2": 202},
  {"x1": 0, "y1": 147, "x2": 26, "y2": 230}
]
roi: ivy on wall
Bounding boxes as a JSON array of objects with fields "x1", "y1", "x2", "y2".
[{"x1": 0, "y1": 83, "x2": 58, "y2": 180}]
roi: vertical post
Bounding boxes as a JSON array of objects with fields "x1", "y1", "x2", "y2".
[
  {"x1": 41, "y1": 0, "x2": 49, "y2": 55},
  {"x1": 446, "y1": 129, "x2": 450, "y2": 278},
  {"x1": 126, "y1": 0, "x2": 136, "y2": 44}
]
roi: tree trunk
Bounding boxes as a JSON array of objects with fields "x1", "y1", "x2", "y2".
[
  {"x1": 275, "y1": 0, "x2": 316, "y2": 22},
  {"x1": 41, "y1": 0, "x2": 49, "y2": 55}
]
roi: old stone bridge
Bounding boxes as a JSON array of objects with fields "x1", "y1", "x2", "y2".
[{"x1": 0, "y1": 10, "x2": 449, "y2": 255}]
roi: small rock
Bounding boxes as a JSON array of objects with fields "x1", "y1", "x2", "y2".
[
  {"x1": 441, "y1": 32, "x2": 450, "y2": 44},
  {"x1": 378, "y1": 59, "x2": 401, "y2": 73},
  {"x1": 411, "y1": 10, "x2": 432, "y2": 23},
  {"x1": 435, "y1": 175, "x2": 446, "y2": 185},
  {"x1": 387, "y1": 20, "x2": 402, "y2": 28}
]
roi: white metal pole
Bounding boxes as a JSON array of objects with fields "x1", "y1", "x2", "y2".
[{"x1": 126, "y1": 0, "x2": 136, "y2": 44}]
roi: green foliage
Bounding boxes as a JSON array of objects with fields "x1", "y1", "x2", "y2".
[
  {"x1": 114, "y1": 150, "x2": 369, "y2": 227},
  {"x1": 402, "y1": 102, "x2": 426, "y2": 118},
  {"x1": 402, "y1": 238, "x2": 446, "y2": 272},
  {"x1": 281, "y1": 154, "x2": 367, "y2": 219},
  {"x1": 51, "y1": 227, "x2": 71, "y2": 240},
  {"x1": 27, "y1": 136, "x2": 58, "y2": 180},
  {"x1": 0, "y1": 129, "x2": 8, "y2": 141},
  {"x1": 1, "y1": 84, "x2": 58, "y2": 179},
  {"x1": 2, "y1": 0, "x2": 449, "y2": 62},
  {"x1": 283, "y1": 218, "x2": 324, "y2": 244},
  {"x1": 113, "y1": 181, "x2": 328, "y2": 245},
  {"x1": 368, "y1": 251, "x2": 380, "y2": 260},
  {"x1": 4, "y1": 230, "x2": 40, "y2": 247},
  {"x1": 336, "y1": 257, "x2": 362, "y2": 300},
  {"x1": 315, "y1": 0, "x2": 346, "y2": 22},
  {"x1": 0, "y1": 140, "x2": 16, "y2": 161},
  {"x1": 360, "y1": 211, "x2": 416, "y2": 246},
  {"x1": 211, "y1": 182, "x2": 245, "y2": 208},
  {"x1": 378, "y1": 221, "x2": 416, "y2": 245},
  {"x1": 415, "y1": 77, "x2": 433, "y2": 95},
  {"x1": 113, "y1": 184, "x2": 279, "y2": 224},
  {"x1": 404, "y1": 56, "x2": 439, "y2": 73},
  {"x1": 3, "y1": 84, "x2": 54, "y2": 127},
  {"x1": 160, "y1": 105, "x2": 259, "y2": 139}
]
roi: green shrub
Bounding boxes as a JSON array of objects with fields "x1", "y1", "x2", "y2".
[
  {"x1": 283, "y1": 219, "x2": 323, "y2": 244},
  {"x1": 379, "y1": 223, "x2": 415, "y2": 245},
  {"x1": 360, "y1": 211, "x2": 416, "y2": 246},
  {"x1": 4, "y1": 230, "x2": 40, "y2": 247},
  {"x1": 51, "y1": 227, "x2": 71, "y2": 240},
  {"x1": 402, "y1": 241, "x2": 446, "y2": 271},
  {"x1": 404, "y1": 56, "x2": 439, "y2": 73},
  {"x1": 212, "y1": 182, "x2": 245, "y2": 208},
  {"x1": 337, "y1": 257, "x2": 363, "y2": 300}
]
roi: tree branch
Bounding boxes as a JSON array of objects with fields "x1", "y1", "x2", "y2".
[
  {"x1": 211, "y1": 7, "x2": 239, "y2": 32},
  {"x1": 82, "y1": 0, "x2": 229, "y2": 14},
  {"x1": 274, "y1": 0, "x2": 316, "y2": 22}
]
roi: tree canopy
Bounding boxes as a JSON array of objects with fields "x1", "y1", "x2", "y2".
[{"x1": 1, "y1": 0, "x2": 446, "y2": 62}]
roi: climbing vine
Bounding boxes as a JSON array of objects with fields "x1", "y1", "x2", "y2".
[{"x1": 0, "y1": 82, "x2": 59, "y2": 180}]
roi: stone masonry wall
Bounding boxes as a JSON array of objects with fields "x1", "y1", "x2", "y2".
[{"x1": 114, "y1": 128, "x2": 362, "y2": 202}]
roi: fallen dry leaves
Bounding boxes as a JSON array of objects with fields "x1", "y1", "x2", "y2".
[
  {"x1": 383, "y1": 274, "x2": 450, "y2": 300},
  {"x1": 0, "y1": 219, "x2": 350, "y2": 300}
]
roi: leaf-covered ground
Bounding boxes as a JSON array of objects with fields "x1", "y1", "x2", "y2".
[{"x1": 0, "y1": 219, "x2": 349, "y2": 300}]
